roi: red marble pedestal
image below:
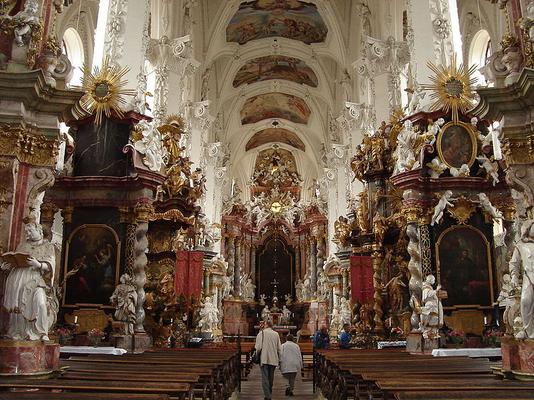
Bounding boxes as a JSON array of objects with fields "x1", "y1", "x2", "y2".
[
  {"x1": 223, "y1": 299, "x2": 250, "y2": 335},
  {"x1": 518, "y1": 339, "x2": 534, "y2": 373},
  {"x1": 501, "y1": 336, "x2": 521, "y2": 372},
  {"x1": 0, "y1": 340, "x2": 59, "y2": 376}
]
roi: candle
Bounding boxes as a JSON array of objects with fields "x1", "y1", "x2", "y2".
[
  {"x1": 74, "y1": 316, "x2": 78, "y2": 324},
  {"x1": 484, "y1": 316, "x2": 488, "y2": 325}
]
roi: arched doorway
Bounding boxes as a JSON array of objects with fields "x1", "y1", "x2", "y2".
[{"x1": 256, "y1": 235, "x2": 295, "y2": 302}]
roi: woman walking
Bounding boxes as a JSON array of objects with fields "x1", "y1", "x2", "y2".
[{"x1": 280, "y1": 334, "x2": 303, "y2": 396}]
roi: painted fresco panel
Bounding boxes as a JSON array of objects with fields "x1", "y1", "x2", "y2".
[
  {"x1": 234, "y1": 56, "x2": 318, "y2": 87},
  {"x1": 241, "y1": 93, "x2": 311, "y2": 124}
]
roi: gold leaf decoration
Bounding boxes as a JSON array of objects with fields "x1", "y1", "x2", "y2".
[
  {"x1": 422, "y1": 54, "x2": 478, "y2": 122},
  {"x1": 447, "y1": 196, "x2": 476, "y2": 225},
  {"x1": 80, "y1": 57, "x2": 136, "y2": 125}
]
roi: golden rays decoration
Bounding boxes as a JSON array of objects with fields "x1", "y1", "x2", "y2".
[
  {"x1": 421, "y1": 54, "x2": 478, "y2": 122},
  {"x1": 80, "y1": 57, "x2": 136, "y2": 125}
]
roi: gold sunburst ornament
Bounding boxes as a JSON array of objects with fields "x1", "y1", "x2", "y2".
[
  {"x1": 421, "y1": 54, "x2": 478, "y2": 122},
  {"x1": 80, "y1": 57, "x2": 136, "y2": 125}
]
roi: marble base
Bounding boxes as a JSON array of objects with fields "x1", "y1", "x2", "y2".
[
  {"x1": 113, "y1": 333, "x2": 152, "y2": 353},
  {"x1": 501, "y1": 336, "x2": 521, "y2": 372},
  {"x1": 406, "y1": 332, "x2": 439, "y2": 353},
  {"x1": 223, "y1": 299, "x2": 250, "y2": 335},
  {"x1": 0, "y1": 340, "x2": 59, "y2": 375},
  {"x1": 518, "y1": 339, "x2": 534, "y2": 374}
]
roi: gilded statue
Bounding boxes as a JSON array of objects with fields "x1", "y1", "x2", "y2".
[
  {"x1": 384, "y1": 264, "x2": 409, "y2": 312},
  {"x1": 1, "y1": 0, "x2": 40, "y2": 47},
  {"x1": 373, "y1": 211, "x2": 388, "y2": 244},
  {"x1": 351, "y1": 145, "x2": 366, "y2": 181},
  {"x1": 157, "y1": 272, "x2": 176, "y2": 306},
  {"x1": 356, "y1": 191, "x2": 370, "y2": 232},
  {"x1": 163, "y1": 164, "x2": 187, "y2": 198},
  {"x1": 187, "y1": 167, "x2": 206, "y2": 202},
  {"x1": 334, "y1": 216, "x2": 351, "y2": 248},
  {"x1": 363, "y1": 133, "x2": 386, "y2": 171}
]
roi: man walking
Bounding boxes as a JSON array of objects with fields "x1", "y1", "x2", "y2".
[
  {"x1": 280, "y1": 334, "x2": 303, "y2": 396},
  {"x1": 255, "y1": 319, "x2": 282, "y2": 400}
]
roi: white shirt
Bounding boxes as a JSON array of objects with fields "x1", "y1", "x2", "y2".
[
  {"x1": 255, "y1": 327, "x2": 282, "y2": 366},
  {"x1": 280, "y1": 341, "x2": 303, "y2": 374}
]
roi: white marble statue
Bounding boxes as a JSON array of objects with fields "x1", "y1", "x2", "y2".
[
  {"x1": 198, "y1": 296, "x2": 219, "y2": 333},
  {"x1": 408, "y1": 83, "x2": 426, "y2": 114},
  {"x1": 1, "y1": 220, "x2": 56, "y2": 341},
  {"x1": 426, "y1": 157, "x2": 448, "y2": 179},
  {"x1": 478, "y1": 193, "x2": 503, "y2": 221},
  {"x1": 393, "y1": 120, "x2": 419, "y2": 175},
  {"x1": 497, "y1": 273, "x2": 521, "y2": 336},
  {"x1": 261, "y1": 305, "x2": 271, "y2": 322},
  {"x1": 317, "y1": 270, "x2": 329, "y2": 301},
  {"x1": 243, "y1": 277, "x2": 256, "y2": 302},
  {"x1": 5, "y1": 0, "x2": 40, "y2": 47},
  {"x1": 330, "y1": 307, "x2": 343, "y2": 336},
  {"x1": 134, "y1": 120, "x2": 166, "y2": 172},
  {"x1": 449, "y1": 164, "x2": 470, "y2": 177},
  {"x1": 420, "y1": 275, "x2": 443, "y2": 340},
  {"x1": 428, "y1": 118, "x2": 445, "y2": 146},
  {"x1": 281, "y1": 305, "x2": 291, "y2": 325},
  {"x1": 509, "y1": 219, "x2": 534, "y2": 339},
  {"x1": 222, "y1": 274, "x2": 232, "y2": 300},
  {"x1": 302, "y1": 277, "x2": 311, "y2": 301},
  {"x1": 110, "y1": 273, "x2": 137, "y2": 334},
  {"x1": 295, "y1": 280, "x2": 304, "y2": 302},
  {"x1": 431, "y1": 190, "x2": 454, "y2": 226},
  {"x1": 526, "y1": 2, "x2": 534, "y2": 43},
  {"x1": 340, "y1": 297, "x2": 352, "y2": 325},
  {"x1": 259, "y1": 293, "x2": 267, "y2": 306},
  {"x1": 476, "y1": 155, "x2": 499, "y2": 186}
]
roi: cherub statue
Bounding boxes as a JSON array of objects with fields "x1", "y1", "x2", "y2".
[
  {"x1": 431, "y1": 190, "x2": 454, "y2": 226},
  {"x1": 259, "y1": 293, "x2": 267, "y2": 306},
  {"x1": 110, "y1": 273, "x2": 137, "y2": 334},
  {"x1": 476, "y1": 155, "x2": 499, "y2": 186},
  {"x1": 478, "y1": 193, "x2": 503, "y2": 221},
  {"x1": 427, "y1": 118, "x2": 445, "y2": 146},
  {"x1": 284, "y1": 294, "x2": 293, "y2": 306},
  {"x1": 1, "y1": 218, "x2": 56, "y2": 340},
  {"x1": 426, "y1": 157, "x2": 448, "y2": 179},
  {"x1": 450, "y1": 163, "x2": 470, "y2": 177},
  {"x1": 5, "y1": 0, "x2": 40, "y2": 47},
  {"x1": 421, "y1": 275, "x2": 443, "y2": 339}
]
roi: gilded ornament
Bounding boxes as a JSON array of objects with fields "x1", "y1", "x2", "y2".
[
  {"x1": 149, "y1": 208, "x2": 195, "y2": 224},
  {"x1": 80, "y1": 57, "x2": 136, "y2": 125},
  {"x1": 421, "y1": 54, "x2": 477, "y2": 122},
  {"x1": 447, "y1": 196, "x2": 476, "y2": 225},
  {"x1": 0, "y1": 124, "x2": 58, "y2": 166},
  {"x1": 134, "y1": 201, "x2": 154, "y2": 223},
  {"x1": 334, "y1": 216, "x2": 351, "y2": 248}
]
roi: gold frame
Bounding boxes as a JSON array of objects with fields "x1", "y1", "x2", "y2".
[
  {"x1": 435, "y1": 225, "x2": 494, "y2": 310},
  {"x1": 62, "y1": 224, "x2": 122, "y2": 309},
  {"x1": 437, "y1": 120, "x2": 477, "y2": 169}
]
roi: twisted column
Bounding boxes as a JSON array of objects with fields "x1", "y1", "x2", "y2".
[
  {"x1": 406, "y1": 222, "x2": 422, "y2": 332},
  {"x1": 372, "y1": 245, "x2": 384, "y2": 333},
  {"x1": 133, "y1": 202, "x2": 153, "y2": 332}
]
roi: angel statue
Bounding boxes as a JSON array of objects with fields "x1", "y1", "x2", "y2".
[
  {"x1": 478, "y1": 193, "x2": 503, "y2": 221},
  {"x1": 259, "y1": 293, "x2": 267, "y2": 306},
  {"x1": 4, "y1": 0, "x2": 40, "y2": 47},
  {"x1": 110, "y1": 273, "x2": 137, "y2": 334},
  {"x1": 284, "y1": 294, "x2": 293, "y2": 306},
  {"x1": 242, "y1": 277, "x2": 256, "y2": 302},
  {"x1": 1, "y1": 218, "x2": 56, "y2": 341},
  {"x1": 476, "y1": 155, "x2": 499, "y2": 186},
  {"x1": 198, "y1": 296, "x2": 219, "y2": 333},
  {"x1": 133, "y1": 120, "x2": 166, "y2": 172},
  {"x1": 426, "y1": 157, "x2": 448, "y2": 179},
  {"x1": 430, "y1": 190, "x2": 454, "y2": 226}
]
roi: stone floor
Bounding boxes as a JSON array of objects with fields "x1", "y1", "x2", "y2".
[{"x1": 232, "y1": 365, "x2": 323, "y2": 399}]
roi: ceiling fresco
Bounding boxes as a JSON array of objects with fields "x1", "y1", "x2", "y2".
[
  {"x1": 240, "y1": 92, "x2": 311, "y2": 125},
  {"x1": 233, "y1": 55, "x2": 318, "y2": 87},
  {"x1": 245, "y1": 128, "x2": 306, "y2": 151},
  {"x1": 226, "y1": 0, "x2": 328, "y2": 45}
]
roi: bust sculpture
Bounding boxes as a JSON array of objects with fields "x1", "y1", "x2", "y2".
[
  {"x1": 1, "y1": 219, "x2": 56, "y2": 341},
  {"x1": 509, "y1": 219, "x2": 534, "y2": 339},
  {"x1": 110, "y1": 273, "x2": 137, "y2": 334}
]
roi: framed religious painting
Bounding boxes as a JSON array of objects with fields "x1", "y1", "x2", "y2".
[
  {"x1": 436, "y1": 121, "x2": 477, "y2": 169},
  {"x1": 435, "y1": 226, "x2": 494, "y2": 308},
  {"x1": 63, "y1": 224, "x2": 121, "y2": 307}
]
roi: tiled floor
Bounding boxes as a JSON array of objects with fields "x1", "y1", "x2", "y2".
[{"x1": 233, "y1": 365, "x2": 321, "y2": 399}]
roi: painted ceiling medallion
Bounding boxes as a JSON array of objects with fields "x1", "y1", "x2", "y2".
[
  {"x1": 226, "y1": 0, "x2": 327, "y2": 45},
  {"x1": 80, "y1": 57, "x2": 136, "y2": 125},
  {"x1": 421, "y1": 54, "x2": 477, "y2": 122},
  {"x1": 234, "y1": 56, "x2": 318, "y2": 87},
  {"x1": 241, "y1": 93, "x2": 311, "y2": 125}
]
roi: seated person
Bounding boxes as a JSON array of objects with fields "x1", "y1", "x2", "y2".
[
  {"x1": 313, "y1": 325, "x2": 330, "y2": 349},
  {"x1": 338, "y1": 323, "x2": 353, "y2": 349}
]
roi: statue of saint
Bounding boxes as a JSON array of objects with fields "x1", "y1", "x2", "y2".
[
  {"x1": 1, "y1": 220, "x2": 56, "y2": 341},
  {"x1": 281, "y1": 305, "x2": 291, "y2": 325},
  {"x1": 243, "y1": 278, "x2": 256, "y2": 302},
  {"x1": 110, "y1": 273, "x2": 137, "y2": 334},
  {"x1": 330, "y1": 307, "x2": 343, "y2": 336},
  {"x1": 198, "y1": 296, "x2": 219, "y2": 333},
  {"x1": 339, "y1": 297, "x2": 352, "y2": 325},
  {"x1": 261, "y1": 305, "x2": 271, "y2": 321},
  {"x1": 509, "y1": 219, "x2": 534, "y2": 339},
  {"x1": 420, "y1": 275, "x2": 443, "y2": 339}
]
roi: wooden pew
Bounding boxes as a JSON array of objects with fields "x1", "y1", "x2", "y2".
[{"x1": 0, "y1": 394, "x2": 169, "y2": 400}]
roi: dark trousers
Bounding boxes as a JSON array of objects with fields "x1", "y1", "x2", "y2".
[
  {"x1": 261, "y1": 364, "x2": 276, "y2": 399},
  {"x1": 283, "y1": 372, "x2": 297, "y2": 391}
]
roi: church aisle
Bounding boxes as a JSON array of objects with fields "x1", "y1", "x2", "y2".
[{"x1": 233, "y1": 364, "x2": 321, "y2": 399}]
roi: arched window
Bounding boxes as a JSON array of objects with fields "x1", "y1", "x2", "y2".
[
  {"x1": 62, "y1": 28, "x2": 85, "y2": 87},
  {"x1": 468, "y1": 29, "x2": 492, "y2": 86}
]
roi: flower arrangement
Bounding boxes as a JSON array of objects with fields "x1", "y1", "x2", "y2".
[
  {"x1": 447, "y1": 329, "x2": 466, "y2": 346},
  {"x1": 88, "y1": 328, "x2": 104, "y2": 347},
  {"x1": 484, "y1": 329, "x2": 503, "y2": 347},
  {"x1": 390, "y1": 327, "x2": 404, "y2": 339},
  {"x1": 54, "y1": 327, "x2": 73, "y2": 345}
]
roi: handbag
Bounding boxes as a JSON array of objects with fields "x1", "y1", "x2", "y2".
[{"x1": 253, "y1": 331, "x2": 264, "y2": 364}]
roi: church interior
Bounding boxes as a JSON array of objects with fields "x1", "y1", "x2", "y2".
[{"x1": 2, "y1": 0, "x2": 534, "y2": 399}]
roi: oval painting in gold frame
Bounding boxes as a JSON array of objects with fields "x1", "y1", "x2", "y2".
[{"x1": 437, "y1": 121, "x2": 477, "y2": 169}]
